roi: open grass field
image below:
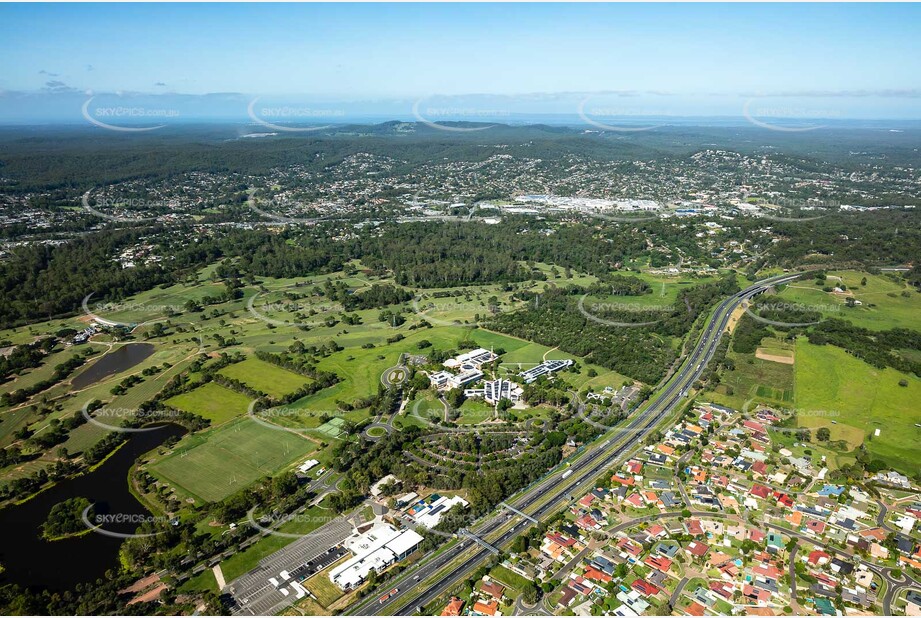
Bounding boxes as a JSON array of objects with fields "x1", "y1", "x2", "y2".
[
  {"x1": 218, "y1": 357, "x2": 310, "y2": 398},
  {"x1": 794, "y1": 338, "x2": 921, "y2": 474},
  {"x1": 489, "y1": 565, "x2": 530, "y2": 592},
  {"x1": 165, "y1": 382, "x2": 252, "y2": 425},
  {"x1": 707, "y1": 345, "x2": 795, "y2": 411},
  {"x1": 776, "y1": 270, "x2": 921, "y2": 332},
  {"x1": 148, "y1": 417, "x2": 317, "y2": 503},
  {"x1": 302, "y1": 559, "x2": 349, "y2": 608}
]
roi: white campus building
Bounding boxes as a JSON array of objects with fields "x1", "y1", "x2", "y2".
[
  {"x1": 409, "y1": 495, "x2": 470, "y2": 529},
  {"x1": 464, "y1": 378, "x2": 524, "y2": 404},
  {"x1": 329, "y1": 523, "x2": 424, "y2": 590},
  {"x1": 519, "y1": 359, "x2": 574, "y2": 384},
  {"x1": 443, "y1": 348, "x2": 498, "y2": 370},
  {"x1": 428, "y1": 368, "x2": 484, "y2": 390}
]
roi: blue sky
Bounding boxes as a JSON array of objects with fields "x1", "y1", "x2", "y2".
[{"x1": 1, "y1": 3, "x2": 919, "y2": 120}]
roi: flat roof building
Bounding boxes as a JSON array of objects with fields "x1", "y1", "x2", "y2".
[
  {"x1": 443, "y1": 348, "x2": 498, "y2": 369},
  {"x1": 519, "y1": 359, "x2": 574, "y2": 384},
  {"x1": 330, "y1": 523, "x2": 424, "y2": 590},
  {"x1": 465, "y1": 378, "x2": 523, "y2": 404}
]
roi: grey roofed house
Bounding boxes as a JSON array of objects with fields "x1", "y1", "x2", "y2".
[
  {"x1": 733, "y1": 458, "x2": 752, "y2": 472},
  {"x1": 693, "y1": 587, "x2": 715, "y2": 606},
  {"x1": 647, "y1": 453, "x2": 669, "y2": 466},
  {"x1": 825, "y1": 527, "x2": 847, "y2": 543},
  {"x1": 811, "y1": 583, "x2": 837, "y2": 599},
  {"x1": 830, "y1": 558, "x2": 854, "y2": 575},
  {"x1": 561, "y1": 524, "x2": 581, "y2": 538},
  {"x1": 906, "y1": 590, "x2": 921, "y2": 606},
  {"x1": 648, "y1": 569, "x2": 669, "y2": 589},
  {"x1": 660, "y1": 492, "x2": 680, "y2": 508},
  {"x1": 836, "y1": 517, "x2": 857, "y2": 531},
  {"x1": 657, "y1": 542, "x2": 679, "y2": 558},
  {"x1": 612, "y1": 485, "x2": 628, "y2": 499},
  {"x1": 648, "y1": 479, "x2": 671, "y2": 490},
  {"x1": 590, "y1": 555, "x2": 616, "y2": 575},
  {"x1": 797, "y1": 505, "x2": 829, "y2": 518},
  {"x1": 842, "y1": 589, "x2": 870, "y2": 607},
  {"x1": 896, "y1": 534, "x2": 915, "y2": 554}
]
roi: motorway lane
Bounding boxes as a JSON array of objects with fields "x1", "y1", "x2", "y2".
[{"x1": 349, "y1": 274, "x2": 800, "y2": 616}]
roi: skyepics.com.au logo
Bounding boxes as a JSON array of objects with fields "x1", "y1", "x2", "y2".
[
  {"x1": 247, "y1": 97, "x2": 344, "y2": 132},
  {"x1": 577, "y1": 96, "x2": 663, "y2": 133},
  {"x1": 81, "y1": 292, "x2": 186, "y2": 328},
  {"x1": 742, "y1": 98, "x2": 841, "y2": 133},
  {"x1": 410, "y1": 298, "x2": 503, "y2": 328},
  {"x1": 245, "y1": 506, "x2": 341, "y2": 539},
  {"x1": 741, "y1": 398, "x2": 842, "y2": 438},
  {"x1": 82, "y1": 93, "x2": 179, "y2": 133},
  {"x1": 751, "y1": 197, "x2": 834, "y2": 223},
  {"x1": 81, "y1": 402, "x2": 186, "y2": 433},
  {"x1": 81, "y1": 504, "x2": 169, "y2": 539},
  {"x1": 247, "y1": 401, "x2": 349, "y2": 437},
  {"x1": 744, "y1": 300, "x2": 839, "y2": 328},
  {"x1": 246, "y1": 286, "x2": 347, "y2": 328},
  {"x1": 246, "y1": 194, "x2": 342, "y2": 225},
  {"x1": 81, "y1": 188, "x2": 163, "y2": 223},
  {"x1": 412, "y1": 97, "x2": 508, "y2": 132},
  {"x1": 576, "y1": 294, "x2": 672, "y2": 328}
]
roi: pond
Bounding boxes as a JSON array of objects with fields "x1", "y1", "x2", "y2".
[
  {"x1": 0, "y1": 423, "x2": 186, "y2": 591},
  {"x1": 71, "y1": 343, "x2": 155, "y2": 389}
]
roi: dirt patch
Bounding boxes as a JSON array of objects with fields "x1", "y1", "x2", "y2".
[
  {"x1": 127, "y1": 583, "x2": 167, "y2": 605},
  {"x1": 755, "y1": 349, "x2": 794, "y2": 365},
  {"x1": 726, "y1": 304, "x2": 748, "y2": 334},
  {"x1": 119, "y1": 572, "x2": 160, "y2": 595}
]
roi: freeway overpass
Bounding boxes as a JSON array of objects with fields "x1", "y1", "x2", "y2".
[{"x1": 348, "y1": 272, "x2": 800, "y2": 616}]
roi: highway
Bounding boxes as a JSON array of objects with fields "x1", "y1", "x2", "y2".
[{"x1": 349, "y1": 272, "x2": 801, "y2": 616}]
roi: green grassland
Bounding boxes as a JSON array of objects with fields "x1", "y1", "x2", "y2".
[
  {"x1": 775, "y1": 270, "x2": 921, "y2": 332},
  {"x1": 706, "y1": 342, "x2": 795, "y2": 411},
  {"x1": 793, "y1": 338, "x2": 920, "y2": 474},
  {"x1": 218, "y1": 357, "x2": 310, "y2": 398},
  {"x1": 488, "y1": 565, "x2": 531, "y2": 592},
  {"x1": 0, "y1": 262, "x2": 736, "y2": 524},
  {"x1": 165, "y1": 382, "x2": 253, "y2": 425},
  {"x1": 148, "y1": 417, "x2": 317, "y2": 503}
]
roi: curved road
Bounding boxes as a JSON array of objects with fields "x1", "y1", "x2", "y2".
[{"x1": 347, "y1": 273, "x2": 801, "y2": 616}]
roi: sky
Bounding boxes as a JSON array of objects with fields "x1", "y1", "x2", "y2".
[{"x1": 1, "y1": 3, "x2": 919, "y2": 122}]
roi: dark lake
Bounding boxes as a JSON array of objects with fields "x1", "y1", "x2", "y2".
[
  {"x1": 71, "y1": 343, "x2": 155, "y2": 389},
  {"x1": 0, "y1": 423, "x2": 186, "y2": 591}
]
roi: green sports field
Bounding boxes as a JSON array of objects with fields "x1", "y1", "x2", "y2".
[
  {"x1": 165, "y1": 381, "x2": 252, "y2": 424},
  {"x1": 218, "y1": 357, "x2": 310, "y2": 398},
  {"x1": 794, "y1": 338, "x2": 921, "y2": 474},
  {"x1": 149, "y1": 417, "x2": 317, "y2": 502}
]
